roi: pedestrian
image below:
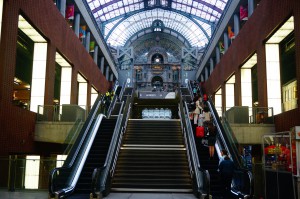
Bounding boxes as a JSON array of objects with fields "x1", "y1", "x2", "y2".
[
  {"x1": 207, "y1": 122, "x2": 217, "y2": 158},
  {"x1": 218, "y1": 149, "x2": 235, "y2": 199},
  {"x1": 193, "y1": 95, "x2": 203, "y2": 125},
  {"x1": 203, "y1": 106, "x2": 211, "y2": 126}
]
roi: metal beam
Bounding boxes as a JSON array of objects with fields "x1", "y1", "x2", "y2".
[
  {"x1": 102, "y1": 6, "x2": 214, "y2": 27},
  {"x1": 104, "y1": 7, "x2": 211, "y2": 44}
]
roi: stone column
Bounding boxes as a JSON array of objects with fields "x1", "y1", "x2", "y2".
[
  {"x1": 85, "y1": 32, "x2": 90, "y2": 52},
  {"x1": 74, "y1": 13, "x2": 80, "y2": 37}
]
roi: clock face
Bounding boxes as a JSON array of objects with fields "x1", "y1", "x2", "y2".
[{"x1": 155, "y1": 58, "x2": 160, "y2": 63}]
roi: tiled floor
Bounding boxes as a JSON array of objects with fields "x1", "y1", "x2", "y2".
[{"x1": 0, "y1": 190, "x2": 199, "y2": 199}]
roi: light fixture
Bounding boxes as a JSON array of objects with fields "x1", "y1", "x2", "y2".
[
  {"x1": 18, "y1": 15, "x2": 46, "y2": 42},
  {"x1": 266, "y1": 16, "x2": 294, "y2": 44}
]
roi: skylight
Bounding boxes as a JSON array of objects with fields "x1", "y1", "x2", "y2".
[{"x1": 86, "y1": 0, "x2": 229, "y2": 47}]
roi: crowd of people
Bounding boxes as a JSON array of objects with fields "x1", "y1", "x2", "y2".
[{"x1": 189, "y1": 81, "x2": 235, "y2": 199}]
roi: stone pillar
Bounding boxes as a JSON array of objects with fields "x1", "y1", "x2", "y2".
[
  {"x1": 210, "y1": 58, "x2": 214, "y2": 75},
  {"x1": 59, "y1": 0, "x2": 66, "y2": 18},
  {"x1": 74, "y1": 13, "x2": 80, "y2": 37},
  {"x1": 248, "y1": 0, "x2": 254, "y2": 18},
  {"x1": 234, "y1": 14, "x2": 240, "y2": 36},
  {"x1": 85, "y1": 32, "x2": 90, "y2": 52},
  {"x1": 106, "y1": 66, "x2": 110, "y2": 80},
  {"x1": 100, "y1": 57, "x2": 105, "y2": 73},
  {"x1": 215, "y1": 47, "x2": 220, "y2": 64},
  {"x1": 93, "y1": 46, "x2": 98, "y2": 65},
  {"x1": 224, "y1": 32, "x2": 229, "y2": 52}
]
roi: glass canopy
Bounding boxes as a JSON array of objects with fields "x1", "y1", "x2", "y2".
[{"x1": 86, "y1": 0, "x2": 229, "y2": 47}]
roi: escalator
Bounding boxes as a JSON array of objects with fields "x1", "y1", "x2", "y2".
[
  {"x1": 70, "y1": 118, "x2": 117, "y2": 197},
  {"x1": 111, "y1": 119, "x2": 193, "y2": 192},
  {"x1": 205, "y1": 96, "x2": 253, "y2": 198},
  {"x1": 195, "y1": 139, "x2": 223, "y2": 197},
  {"x1": 180, "y1": 83, "x2": 253, "y2": 198},
  {"x1": 49, "y1": 96, "x2": 119, "y2": 199},
  {"x1": 90, "y1": 88, "x2": 208, "y2": 198}
]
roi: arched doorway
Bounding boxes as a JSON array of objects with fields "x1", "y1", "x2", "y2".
[{"x1": 151, "y1": 76, "x2": 163, "y2": 87}]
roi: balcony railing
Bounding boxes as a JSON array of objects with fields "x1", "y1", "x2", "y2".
[
  {"x1": 36, "y1": 105, "x2": 91, "y2": 122},
  {"x1": 224, "y1": 106, "x2": 274, "y2": 124}
]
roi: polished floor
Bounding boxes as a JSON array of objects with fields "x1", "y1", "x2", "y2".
[{"x1": 0, "y1": 190, "x2": 199, "y2": 199}]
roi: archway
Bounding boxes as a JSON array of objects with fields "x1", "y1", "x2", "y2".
[{"x1": 151, "y1": 76, "x2": 163, "y2": 87}]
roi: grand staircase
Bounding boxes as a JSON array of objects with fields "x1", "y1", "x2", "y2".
[{"x1": 111, "y1": 119, "x2": 193, "y2": 192}]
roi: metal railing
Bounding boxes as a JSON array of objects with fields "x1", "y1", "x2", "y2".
[
  {"x1": 206, "y1": 97, "x2": 253, "y2": 198},
  {"x1": 37, "y1": 104, "x2": 89, "y2": 122},
  {"x1": 224, "y1": 106, "x2": 274, "y2": 124},
  {"x1": 91, "y1": 89, "x2": 134, "y2": 198},
  {"x1": 178, "y1": 89, "x2": 210, "y2": 197}
]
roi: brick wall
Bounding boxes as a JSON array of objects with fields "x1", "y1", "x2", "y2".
[
  {"x1": 0, "y1": 0, "x2": 110, "y2": 156},
  {"x1": 203, "y1": 0, "x2": 300, "y2": 132}
]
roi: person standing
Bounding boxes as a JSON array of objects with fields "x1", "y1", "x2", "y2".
[
  {"x1": 207, "y1": 122, "x2": 216, "y2": 158},
  {"x1": 193, "y1": 95, "x2": 203, "y2": 125},
  {"x1": 218, "y1": 149, "x2": 235, "y2": 199},
  {"x1": 203, "y1": 106, "x2": 211, "y2": 126}
]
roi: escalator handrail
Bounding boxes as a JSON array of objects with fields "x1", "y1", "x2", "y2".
[
  {"x1": 49, "y1": 95, "x2": 103, "y2": 197},
  {"x1": 100, "y1": 100, "x2": 124, "y2": 178},
  {"x1": 197, "y1": 86, "x2": 241, "y2": 167},
  {"x1": 183, "y1": 102, "x2": 210, "y2": 195},
  {"x1": 49, "y1": 114, "x2": 104, "y2": 198},
  {"x1": 178, "y1": 89, "x2": 210, "y2": 196},
  {"x1": 206, "y1": 98, "x2": 241, "y2": 167},
  {"x1": 118, "y1": 81, "x2": 127, "y2": 101},
  {"x1": 107, "y1": 91, "x2": 118, "y2": 118},
  {"x1": 204, "y1": 96, "x2": 253, "y2": 196},
  {"x1": 92, "y1": 90, "x2": 133, "y2": 196},
  {"x1": 187, "y1": 81, "x2": 194, "y2": 99},
  {"x1": 65, "y1": 95, "x2": 104, "y2": 167}
]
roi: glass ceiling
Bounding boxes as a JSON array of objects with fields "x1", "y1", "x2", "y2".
[{"x1": 86, "y1": 0, "x2": 229, "y2": 47}]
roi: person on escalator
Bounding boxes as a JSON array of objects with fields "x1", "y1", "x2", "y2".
[
  {"x1": 203, "y1": 106, "x2": 211, "y2": 126},
  {"x1": 218, "y1": 149, "x2": 235, "y2": 199},
  {"x1": 193, "y1": 95, "x2": 203, "y2": 125},
  {"x1": 207, "y1": 122, "x2": 216, "y2": 159}
]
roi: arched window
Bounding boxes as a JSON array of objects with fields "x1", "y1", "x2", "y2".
[{"x1": 152, "y1": 19, "x2": 164, "y2": 32}]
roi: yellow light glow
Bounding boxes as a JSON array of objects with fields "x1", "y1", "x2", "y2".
[
  {"x1": 18, "y1": 15, "x2": 46, "y2": 42},
  {"x1": 242, "y1": 53, "x2": 257, "y2": 69},
  {"x1": 267, "y1": 16, "x2": 294, "y2": 43},
  {"x1": 56, "y1": 53, "x2": 71, "y2": 67}
]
